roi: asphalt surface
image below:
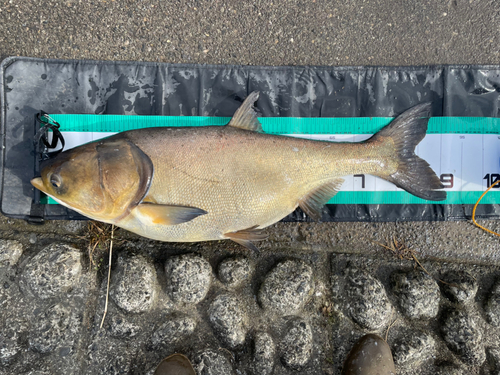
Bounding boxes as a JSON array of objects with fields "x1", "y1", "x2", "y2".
[{"x1": 1, "y1": 0, "x2": 499, "y2": 67}]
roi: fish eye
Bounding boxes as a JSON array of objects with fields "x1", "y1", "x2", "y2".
[{"x1": 50, "y1": 174, "x2": 62, "y2": 189}]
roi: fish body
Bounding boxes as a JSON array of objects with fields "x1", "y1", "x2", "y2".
[
  {"x1": 120, "y1": 125, "x2": 394, "y2": 241},
  {"x1": 31, "y1": 92, "x2": 445, "y2": 249}
]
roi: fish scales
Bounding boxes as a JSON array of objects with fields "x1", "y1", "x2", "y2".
[{"x1": 121, "y1": 126, "x2": 397, "y2": 241}]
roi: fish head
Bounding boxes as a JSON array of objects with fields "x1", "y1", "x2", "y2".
[{"x1": 31, "y1": 137, "x2": 153, "y2": 222}]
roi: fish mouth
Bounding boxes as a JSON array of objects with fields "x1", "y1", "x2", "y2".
[{"x1": 31, "y1": 177, "x2": 47, "y2": 194}]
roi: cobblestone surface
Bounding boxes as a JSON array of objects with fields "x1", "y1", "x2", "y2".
[
  {"x1": 217, "y1": 257, "x2": 252, "y2": 287},
  {"x1": 342, "y1": 267, "x2": 392, "y2": 331},
  {"x1": 148, "y1": 315, "x2": 197, "y2": 349},
  {"x1": 258, "y1": 259, "x2": 314, "y2": 316},
  {"x1": 441, "y1": 308, "x2": 486, "y2": 366},
  {"x1": 23, "y1": 243, "x2": 83, "y2": 300},
  {"x1": 1, "y1": 239, "x2": 500, "y2": 374},
  {"x1": 279, "y1": 318, "x2": 313, "y2": 370},
  {"x1": 392, "y1": 331, "x2": 436, "y2": 366},
  {"x1": 208, "y1": 293, "x2": 247, "y2": 349},
  {"x1": 391, "y1": 270, "x2": 440, "y2": 320},
  {"x1": 110, "y1": 254, "x2": 157, "y2": 313},
  {"x1": 165, "y1": 254, "x2": 212, "y2": 305},
  {"x1": 442, "y1": 271, "x2": 478, "y2": 305},
  {"x1": 251, "y1": 331, "x2": 276, "y2": 375},
  {"x1": 0, "y1": 240, "x2": 23, "y2": 266},
  {"x1": 485, "y1": 280, "x2": 500, "y2": 327}
]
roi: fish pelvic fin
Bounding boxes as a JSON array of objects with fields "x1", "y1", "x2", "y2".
[
  {"x1": 227, "y1": 91, "x2": 263, "y2": 132},
  {"x1": 225, "y1": 225, "x2": 267, "y2": 252},
  {"x1": 299, "y1": 178, "x2": 344, "y2": 221},
  {"x1": 370, "y1": 103, "x2": 446, "y2": 201}
]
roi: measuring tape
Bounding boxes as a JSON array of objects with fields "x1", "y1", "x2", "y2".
[{"x1": 44, "y1": 114, "x2": 500, "y2": 205}]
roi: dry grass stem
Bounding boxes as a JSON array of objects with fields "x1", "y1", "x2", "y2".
[
  {"x1": 100, "y1": 224, "x2": 114, "y2": 329},
  {"x1": 78, "y1": 221, "x2": 122, "y2": 270},
  {"x1": 374, "y1": 236, "x2": 462, "y2": 289},
  {"x1": 385, "y1": 309, "x2": 397, "y2": 342}
]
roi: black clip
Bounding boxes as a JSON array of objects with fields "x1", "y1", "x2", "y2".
[
  {"x1": 34, "y1": 111, "x2": 65, "y2": 160},
  {"x1": 30, "y1": 111, "x2": 67, "y2": 224}
]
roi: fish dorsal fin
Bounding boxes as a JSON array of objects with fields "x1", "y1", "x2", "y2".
[
  {"x1": 299, "y1": 178, "x2": 345, "y2": 221},
  {"x1": 227, "y1": 91, "x2": 263, "y2": 132},
  {"x1": 134, "y1": 203, "x2": 207, "y2": 225},
  {"x1": 225, "y1": 225, "x2": 267, "y2": 252}
]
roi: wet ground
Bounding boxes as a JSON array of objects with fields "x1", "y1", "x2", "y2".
[{"x1": 1, "y1": 0, "x2": 500, "y2": 374}]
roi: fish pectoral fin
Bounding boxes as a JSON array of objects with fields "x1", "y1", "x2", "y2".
[
  {"x1": 227, "y1": 91, "x2": 263, "y2": 132},
  {"x1": 134, "y1": 203, "x2": 207, "y2": 225},
  {"x1": 299, "y1": 178, "x2": 344, "y2": 221},
  {"x1": 224, "y1": 225, "x2": 268, "y2": 252}
]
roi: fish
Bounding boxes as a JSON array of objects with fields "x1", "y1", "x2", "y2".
[
  {"x1": 341, "y1": 334, "x2": 396, "y2": 375},
  {"x1": 154, "y1": 353, "x2": 196, "y2": 375},
  {"x1": 31, "y1": 92, "x2": 445, "y2": 250}
]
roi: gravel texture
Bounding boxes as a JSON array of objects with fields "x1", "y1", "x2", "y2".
[
  {"x1": 279, "y1": 318, "x2": 313, "y2": 371},
  {"x1": 442, "y1": 271, "x2": 478, "y2": 305},
  {"x1": 441, "y1": 308, "x2": 485, "y2": 366},
  {"x1": 208, "y1": 293, "x2": 247, "y2": 349},
  {"x1": 217, "y1": 257, "x2": 252, "y2": 287},
  {"x1": 165, "y1": 254, "x2": 212, "y2": 305},
  {"x1": 391, "y1": 270, "x2": 440, "y2": 320},
  {"x1": 259, "y1": 259, "x2": 314, "y2": 315},
  {"x1": 343, "y1": 267, "x2": 392, "y2": 331},
  {"x1": 1, "y1": 0, "x2": 499, "y2": 67},
  {"x1": 23, "y1": 243, "x2": 82, "y2": 300},
  {"x1": 110, "y1": 254, "x2": 157, "y2": 313}
]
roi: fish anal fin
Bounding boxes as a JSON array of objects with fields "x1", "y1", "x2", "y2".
[
  {"x1": 134, "y1": 203, "x2": 207, "y2": 225},
  {"x1": 225, "y1": 225, "x2": 267, "y2": 252},
  {"x1": 299, "y1": 178, "x2": 344, "y2": 221},
  {"x1": 227, "y1": 91, "x2": 263, "y2": 132}
]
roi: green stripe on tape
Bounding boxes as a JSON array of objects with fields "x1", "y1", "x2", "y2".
[
  {"x1": 42, "y1": 114, "x2": 500, "y2": 206},
  {"x1": 49, "y1": 114, "x2": 500, "y2": 134},
  {"x1": 42, "y1": 191, "x2": 499, "y2": 206},
  {"x1": 328, "y1": 191, "x2": 500, "y2": 205}
]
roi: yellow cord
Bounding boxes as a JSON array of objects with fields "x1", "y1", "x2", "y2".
[{"x1": 472, "y1": 179, "x2": 500, "y2": 237}]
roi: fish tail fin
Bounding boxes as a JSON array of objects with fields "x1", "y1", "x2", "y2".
[{"x1": 370, "y1": 103, "x2": 446, "y2": 201}]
